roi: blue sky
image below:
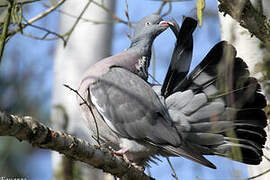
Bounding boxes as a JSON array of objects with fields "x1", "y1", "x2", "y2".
[{"x1": 1, "y1": 0, "x2": 250, "y2": 179}]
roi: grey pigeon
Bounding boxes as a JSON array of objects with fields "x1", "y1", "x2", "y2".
[
  {"x1": 78, "y1": 14, "x2": 213, "y2": 168},
  {"x1": 78, "y1": 14, "x2": 267, "y2": 171}
]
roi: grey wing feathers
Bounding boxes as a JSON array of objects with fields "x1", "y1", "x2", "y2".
[
  {"x1": 90, "y1": 67, "x2": 181, "y2": 146},
  {"x1": 163, "y1": 145, "x2": 216, "y2": 169}
]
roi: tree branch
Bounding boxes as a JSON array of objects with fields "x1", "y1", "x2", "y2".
[
  {"x1": 0, "y1": 111, "x2": 153, "y2": 180},
  {"x1": 63, "y1": 0, "x2": 92, "y2": 47},
  {"x1": 218, "y1": 0, "x2": 270, "y2": 46},
  {"x1": 0, "y1": 0, "x2": 41, "y2": 8},
  {"x1": 92, "y1": 0, "x2": 128, "y2": 25},
  {"x1": 7, "y1": 0, "x2": 66, "y2": 41}
]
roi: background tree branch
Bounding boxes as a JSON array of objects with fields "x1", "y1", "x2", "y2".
[
  {"x1": 0, "y1": 111, "x2": 153, "y2": 180},
  {"x1": 218, "y1": 0, "x2": 270, "y2": 46},
  {"x1": 0, "y1": 0, "x2": 14, "y2": 63},
  {"x1": 6, "y1": 0, "x2": 66, "y2": 41}
]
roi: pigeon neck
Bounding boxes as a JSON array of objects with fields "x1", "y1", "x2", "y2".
[{"x1": 129, "y1": 38, "x2": 153, "y2": 58}]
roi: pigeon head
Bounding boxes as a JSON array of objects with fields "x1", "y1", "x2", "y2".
[
  {"x1": 129, "y1": 14, "x2": 170, "y2": 55},
  {"x1": 133, "y1": 14, "x2": 169, "y2": 40}
]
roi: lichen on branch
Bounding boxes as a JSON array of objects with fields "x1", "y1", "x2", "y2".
[{"x1": 218, "y1": 0, "x2": 270, "y2": 46}]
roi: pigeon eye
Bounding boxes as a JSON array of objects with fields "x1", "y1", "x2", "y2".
[{"x1": 145, "y1": 22, "x2": 152, "y2": 26}]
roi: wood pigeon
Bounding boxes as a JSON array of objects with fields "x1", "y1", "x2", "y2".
[{"x1": 78, "y1": 14, "x2": 267, "y2": 170}]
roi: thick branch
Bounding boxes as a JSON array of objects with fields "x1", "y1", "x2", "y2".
[
  {"x1": 0, "y1": 111, "x2": 153, "y2": 180},
  {"x1": 218, "y1": 0, "x2": 270, "y2": 45}
]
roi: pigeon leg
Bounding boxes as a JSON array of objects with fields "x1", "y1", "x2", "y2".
[
  {"x1": 109, "y1": 147, "x2": 144, "y2": 171},
  {"x1": 109, "y1": 147, "x2": 131, "y2": 164},
  {"x1": 110, "y1": 147, "x2": 128, "y2": 156}
]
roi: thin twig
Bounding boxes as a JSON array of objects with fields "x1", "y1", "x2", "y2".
[
  {"x1": 64, "y1": 0, "x2": 92, "y2": 46},
  {"x1": 87, "y1": 87, "x2": 101, "y2": 145},
  {"x1": 209, "y1": 82, "x2": 259, "y2": 100},
  {"x1": 0, "y1": 0, "x2": 41, "y2": 7},
  {"x1": 56, "y1": 9, "x2": 122, "y2": 25},
  {"x1": 0, "y1": 0, "x2": 14, "y2": 64},
  {"x1": 21, "y1": 32, "x2": 60, "y2": 41},
  {"x1": 246, "y1": 168, "x2": 270, "y2": 180},
  {"x1": 149, "y1": 74, "x2": 161, "y2": 85},
  {"x1": 7, "y1": 0, "x2": 66, "y2": 41},
  {"x1": 63, "y1": 84, "x2": 100, "y2": 146},
  {"x1": 161, "y1": 2, "x2": 172, "y2": 17},
  {"x1": 125, "y1": 0, "x2": 132, "y2": 40},
  {"x1": 21, "y1": 15, "x2": 66, "y2": 43},
  {"x1": 41, "y1": 2, "x2": 128, "y2": 25},
  {"x1": 92, "y1": 0, "x2": 128, "y2": 24},
  {"x1": 166, "y1": 157, "x2": 179, "y2": 180},
  {"x1": 263, "y1": 154, "x2": 270, "y2": 162},
  {"x1": 156, "y1": 1, "x2": 167, "y2": 15}
]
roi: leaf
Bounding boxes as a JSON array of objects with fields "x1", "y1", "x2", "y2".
[{"x1": 196, "y1": 0, "x2": 205, "y2": 27}]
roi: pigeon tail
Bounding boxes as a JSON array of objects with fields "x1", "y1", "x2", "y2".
[
  {"x1": 166, "y1": 41, "x2": 267, "y2": 165},
  {"x1": 162, "y1": 17, "x2": 197, "y2": 98}
]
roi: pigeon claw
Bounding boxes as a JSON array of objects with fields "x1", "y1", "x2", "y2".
[
  {"x1": 109, "y1": 147, "x2": 144, "y2": 171},
  {"x1": 109, "y1": 147, "x2": 128, "y2": 156}
]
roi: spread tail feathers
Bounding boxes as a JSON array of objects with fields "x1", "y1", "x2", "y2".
[
  {"x1": 162, "y1": 17, "x2": 197, "y2": 98},
  {"x1": 165, "y1": 41, "x2": 267, "y2": 166}
]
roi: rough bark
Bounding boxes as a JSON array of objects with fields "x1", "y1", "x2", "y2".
[
  {"x1": 0, "y1": 111, "x2": 153, "y2": 180},
  {"x1": 218, "y1": 0, "x2": 270, "y2": 46}
]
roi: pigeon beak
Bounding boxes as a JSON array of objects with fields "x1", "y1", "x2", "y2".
[
  {"x1": 159, "y1": 21, "x2": 170, "y2": 28},
  {"x1": 167, "y1": 22, "x2": 175, "y2": 27}
]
